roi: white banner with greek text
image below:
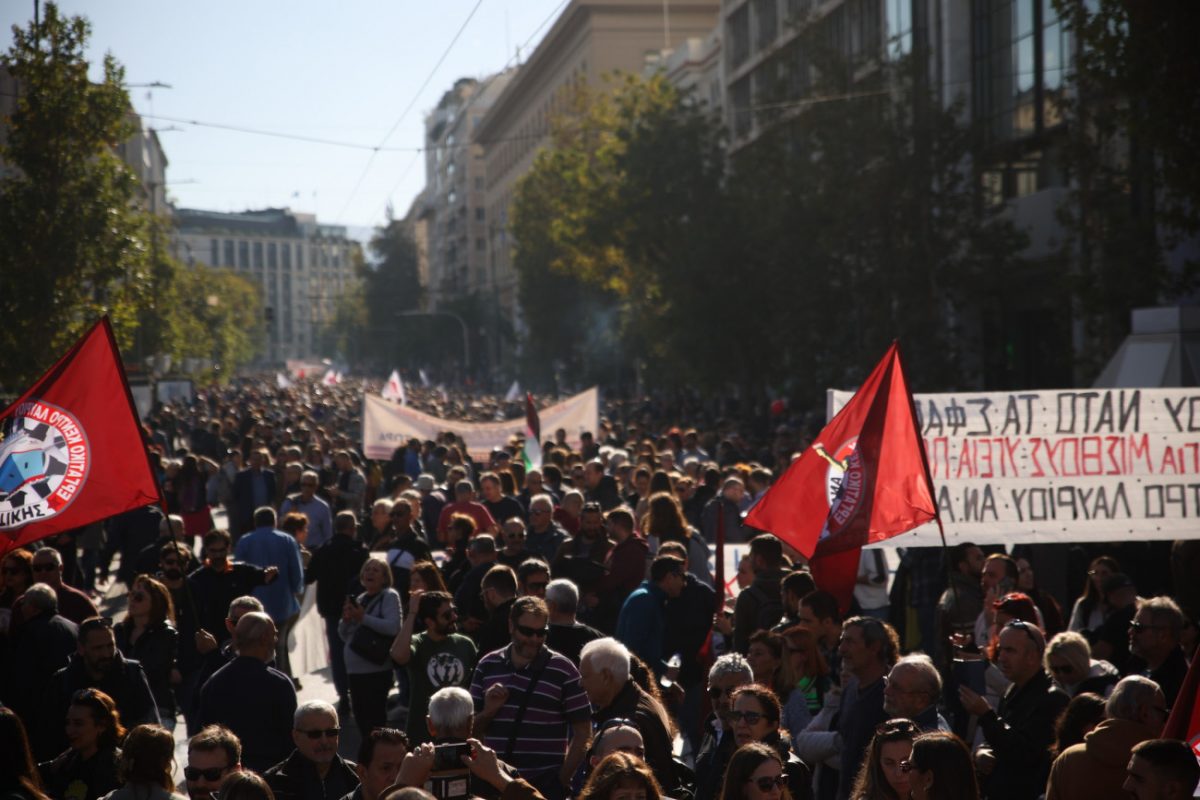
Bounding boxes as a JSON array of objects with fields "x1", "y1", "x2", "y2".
[
  {"x1": 828, "y1": 387, "x2": 1200, "y2": 546},
  {"x1": 362, "y1": 387, "x2": 599, "y2": 461}
]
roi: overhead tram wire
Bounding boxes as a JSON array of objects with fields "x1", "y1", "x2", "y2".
[{"x1": 335, "y1": 0, "x2": 486, "y2": 225}]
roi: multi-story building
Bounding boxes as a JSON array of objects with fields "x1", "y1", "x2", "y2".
[
  {"x1": 472, "y1": 0, "x2": 720, "y2": 360},
  {"x1": 118, "y1": 118, "x2": 169, "y2": 216},
  {"x1": 172, "y1": 208, "x2": 361, "y2": 363},
  {"x1": 422, "y1": 71, "x2": 514, "y2": 310},
  {"x1": 652, "y1": 30, "x2": 724, "y2": 114}
]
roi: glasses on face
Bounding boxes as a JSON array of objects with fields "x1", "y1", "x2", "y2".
[
  {"x1": 1129, "y1": 621, "x2": 1164, "y2": 633},
  {"x1": 899, "y1": 761, "x2": 915, "y2": 774},
  {"x1": 184, "y1": 766, "x2": 229, "y2": 782},
  {"x1": 1048, "y1": 663, "x2": 1074, "y2": 676},
  {"x1": 876, "y1": 719, "x2": 919, "y2": 736},
  {"x1": 32, "y1": 563, "x2": 57, "y2": 572},
  {"x1": 297, "y1": 728, "x2": 340, "y2": 739},
  {"x1": 506, "y1": 530, "x2": 526, "y2": 539},
  {"x1": 515, "y1": 623, "x2": 550, "y2": 638},
  {"x1": 728, "y1": 710, "x2": 767, "y2": 725},
  {"x1": 708, "y1": 686, "x2": 735, "y2": 700},
  {"x1": 530, "y1": 508, "x2": 550, "y2": 516},
  {"x1": 748, "y1": 775, "x2": 787, "y2": 792}
]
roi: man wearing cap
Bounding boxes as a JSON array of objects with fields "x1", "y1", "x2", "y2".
[{"x1": 415, "y1": 473, "x2": 446, "y2": 536}]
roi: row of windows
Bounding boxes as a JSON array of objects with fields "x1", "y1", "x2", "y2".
[
  {"x1": 208, "y1": 238, "x2": 349, "y2": 271},
  {"x1": 487, "y1": 64, "x2": 587, "y2": 186}
]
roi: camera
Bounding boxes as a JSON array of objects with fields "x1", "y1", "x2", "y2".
[{"x1": 432, "y1": 741, "x2": 471, "y2": 771}]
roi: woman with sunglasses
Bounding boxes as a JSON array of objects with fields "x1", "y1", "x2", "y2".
[
  {"x1": 902, "y1": 731, "x2": 979, "y2": 800},
  {"x1": 100, "y1": 724, "x2": 186, "y2": 800},
  {"x1": 579, "y1": 751, "x2": 664, "y2": 800},
  {"x1": 339, "y1": 556, "x2": 401, "y2": 738},
  {"x1": 1044, "y1": 631, "x2": 1120, "y2": 698},
  {"x1": 39, "y1": 689, "x2": 124, "y2": 800},
  {"x1": 847, "y1": 719, "x2": 918, "y2": 800},
  {"x1": 719, "y1": 742, "x2": 792, "y2": 800},
  {"x1": 114, "y1": 575, "x2": 180, "y2": 731},
  {"x1": 728, "y1": 685, "x2": 813, "y2": 800}
]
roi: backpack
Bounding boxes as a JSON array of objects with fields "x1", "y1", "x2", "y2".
[{"x1": 746, "y1": 583, "x2": 784, "y2": 631}]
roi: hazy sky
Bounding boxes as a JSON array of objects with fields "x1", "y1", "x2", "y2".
[{"x1": 1, "y1": 1, "x2": 567, "y2": 234}]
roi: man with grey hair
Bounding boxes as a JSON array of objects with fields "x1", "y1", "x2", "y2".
[
  {"x1": 280, "y1": 469, "x2": 334, "y2": 549},
  {"x1": 427, "y1": 686, "x2": 475, "y2": 740},
  {"x1": 6, "y1": 583, "x2": 77, "y2": 725},
  {"x1": 1129, "y1": 596, "x2": 1188, "y2": 709},
  {"x1": 546, "y1": 578, "x2": 602, "y2": 666},
  {"x1": 1045, "y1": 675, "x2": 1167, "y2": 800},
  {"x1": 695, "y1": 653, "x2": 754, "y2": 800},
  {"x1": 526, "y1": 493, "x2": 569, "y2": 563},
  {"x1": 197, "y1": 611, "x2": 297, "y2": 772},
  {"x1": 265, "y1": 699, "x2": 359, "y2": 800},
  {"x1": 579, "y1": 638, "x2": 675, "y2": 790},
  {"x1": 882, "y1": 654, "x2": 948, "y2": 731}
]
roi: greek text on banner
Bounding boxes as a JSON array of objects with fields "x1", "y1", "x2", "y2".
[
  {"x1": 362, "y1": 388, "x2": 598, "y2": 462},
  {"x1": 826, "y1": 387, "x2": 1200, "y2": 546}
]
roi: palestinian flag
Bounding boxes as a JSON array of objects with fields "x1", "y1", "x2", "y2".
[{"x1": 523, "y1": 392, "x2": 542, "y2": 472}]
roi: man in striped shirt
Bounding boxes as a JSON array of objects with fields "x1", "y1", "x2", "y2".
[{"x1": 469, "y1": 596, "x2": 591, "y2": 800}]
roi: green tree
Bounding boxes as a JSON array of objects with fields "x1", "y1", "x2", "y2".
[{"x1": 0, "y1": 4, "x2": 151, "y2": 387}]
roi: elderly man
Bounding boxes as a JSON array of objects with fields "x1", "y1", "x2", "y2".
[
  {"x1": 1123, "y1": 739, "x2": 1200, "y2": 800},
  {"x1": 579, "y1": 637, "x2": 676, "y2": 791},
  {"x1": 197, "y1": 611, "x2": 297, "y2": 772},
  {"x1": 526, "y1": 494, "x2": 569, "y2": 563},
  {"x1": 185, "y1": 725, "x2": 243, "y2": 800},
  {"x1": 5, "y1": 583, "x2": 77, "y2": 725},
  {"x1": 960, "y1": 620, "x2": 1070, "y2": 800},
  {"x1": 882, "y1": 654, "x2": 949, "y2": 731},
  {"x1": 835, "y1": 617, "x2": 900, "y2": 800},
  {"x1": 1129, "y1": 596, "x2": 1189, "y2": 709},
  {"x1": 234, "y1": 506, "x2": 306, "y2": 681},
  {"x1": 694, "y1": 654, "x2": 754, "y2": 800},
  {"x1": 546, "y1": 578, "x2": 603, "y2": 666},
  {"x1": 31, "y1": 547, "x2": 98, "y2": 623},
  {"x1": 279, "y1": 470, "x2": 334, "y2": 550},
  {"x1": 39, "y1": 615, "x2": 159, "y2": 759},
  {"x1": 343, "y1": 728, "x2": 409, "y2": 800},
  {"x1": 470, "y1": 596, "x2": 591, "y2": 800},
  {"x1": 265, "y1": 700, "x2": 359, "y2": 800},
  {"x1": 1046, "y1": 676, "x2": 1166, "y2": 800}
]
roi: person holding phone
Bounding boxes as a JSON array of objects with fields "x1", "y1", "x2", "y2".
[{"x1": 972, "y1": 555, "x2": 1020, "y2": 650}]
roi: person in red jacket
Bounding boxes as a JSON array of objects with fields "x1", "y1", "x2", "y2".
[{"x1": 588, "y1": 508, "x2": 648, "y2": 633}]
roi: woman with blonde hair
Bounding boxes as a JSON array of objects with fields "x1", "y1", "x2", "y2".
[
  {"x1": 114, "y1": 576, "x2": 179, "y2": 730},
  {"x1": 339, "y1": 556, "x2": 401, "y2": 737},
  {"x1": 579, "y1": 751, "x2": 664, "y2": 800}
]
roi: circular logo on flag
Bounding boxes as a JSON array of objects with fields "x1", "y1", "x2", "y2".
[
  {"x1": 820, "y1": 437, "x2": 858, "y2": 507},
  {"x1": 0, "y1": 401, "x2": 91, "y2": 531}
]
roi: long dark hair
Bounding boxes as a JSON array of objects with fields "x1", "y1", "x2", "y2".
[
  {"x1": 909, "y1": 732, "x2": 979, "y2": 800},
  {"x1": 849, "y1": 719, "x2": 918, "y2": 800},
  {"x1": 719, "y1": 742, "x2": 791, "y2": 800},
  {"x1": 118, "y1": 724, "x2": 175, "y2": 790},
  {"x1": 1053, "y1": 692, "x2": 1106, "y2": 755},
  {"x1": 1077, "y1": 556, "x2": 1120, "y2": 617},
  {"x1": 70, "y1": 688, "x2": 127, "y2": 751},
  {"x1": 643, "y1": 492, "x2": 690, "y2": 542},
  {"x1": 0, "y1": 707, "x2": 50, "y2": 800}
]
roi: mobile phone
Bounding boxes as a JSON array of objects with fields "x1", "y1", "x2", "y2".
[
  {"x1": 433, "y1": 741, "x2": 471, "y2": 771},
  {"x1": 953, "y1": 658, "x2": 987, "y2": 696},
  {"x1": 346, "y1": 593, "x2": 359, "y2": 606}
]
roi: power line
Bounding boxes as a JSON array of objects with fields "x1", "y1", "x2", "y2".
[
  {"x1": 336, "y1": 0, "x2": 486, "y2": 225},
  {"x1": 138, "y1": 112, "x2": 414, "y2": 152}
]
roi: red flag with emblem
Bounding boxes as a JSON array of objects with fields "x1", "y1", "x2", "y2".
[
  {"x1": 0, "y1": 318, "x2": 162, "y2": 557},
  {"x1": 747, "y1": 341, "x2": 936, "y2": 564}
]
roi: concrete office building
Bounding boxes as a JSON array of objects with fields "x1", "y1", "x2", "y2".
[
  {"x1": 173, "y1": 208, "x2": 361, "y2": 363},
  {"x1": 472, "y1": 0, "x2": 720, "y2": 361}
]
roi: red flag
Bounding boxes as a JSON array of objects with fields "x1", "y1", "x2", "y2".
[
  {"x1": 1162, "y1": 650, "x2": 1200, "y2": 753},
  {"x1": 746, "y1": 341, "x2": 936, "y2": 559},
  {"x1": 0, "y1": 318, "x2": 162, "y2": 557}
]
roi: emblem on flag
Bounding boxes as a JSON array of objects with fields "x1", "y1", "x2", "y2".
[{"x1": 0, "y1": 401, "x2": 90, "y2": 529}]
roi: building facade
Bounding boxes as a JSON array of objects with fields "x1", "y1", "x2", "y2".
[
  {"x1": 172, "y1": 208, "x2": 361, "y2": 363},
  {"x1": 471, "y1": 0, "x2": 720, "y2": 360}
]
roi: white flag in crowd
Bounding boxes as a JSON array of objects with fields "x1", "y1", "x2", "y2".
[
  {"x1": 504, "y1": 380, "x2": 521, "y2": 402},
  {"x1": 382, "y1": 370, "x2": 407, "y2": 405},
  {"x1": 276, "y1": 372, "x2": 293, "y2": 389}
]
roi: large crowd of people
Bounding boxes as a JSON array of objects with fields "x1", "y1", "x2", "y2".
[{"x1": 1, "y1": 377, "x2": 1198, "y2": 800}]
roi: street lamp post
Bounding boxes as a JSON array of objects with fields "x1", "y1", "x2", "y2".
[{"x1": 396, "y1": 310, "x2": 470, "y2": 371}]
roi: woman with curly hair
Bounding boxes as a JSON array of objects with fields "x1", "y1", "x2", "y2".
[
  {"x1": 719, "y1": 742, "x2": 792, "y2": 800},
  {"x1": 114, "y1": 576, "x2": 179, "y2": 730},
  {"x1": 848, "y1": 719, "x2": 918, "y2": 800},
  {"x1": 579, "y1": 751, "x2": 664, "y2": 800},
  {"x1": 39, "y1": 688, "x2": 126, "y2": 800}
]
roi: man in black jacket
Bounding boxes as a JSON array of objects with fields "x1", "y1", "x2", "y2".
[
  {"x1": 265, "y1": 700, "x2": 359, "y2": 800},
  {"x1": 694, "y1": 654, "x2": 753, "y2": 800},
  {"x1": 959, "y1": 620, "x2": 1070, "y2": 800},
  {"x1": 305, "y1": 511, "x2": 368, "y2": 714},
  {"x1": 197, "y1": 612, "x2": 297, "y2": 773},
  {"x1": 189, "y1": 529, "x2": 277, "y2": 646},
  {"x1": 39, "y1": 616, "x2": 159, "y2": 759},
  {"x1": 3, "y1": 584, "x2": 78, "y2": 726}
]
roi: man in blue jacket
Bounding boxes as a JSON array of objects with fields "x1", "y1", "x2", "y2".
[
  {"x1": 615, "y1": 554, "x2": 685, "y2": 673},
  {"x1": 234, "y1": 506, "x2": 305, "y2": 682}
]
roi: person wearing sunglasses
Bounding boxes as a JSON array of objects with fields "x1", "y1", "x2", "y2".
[
  {"x1": 728, "y1": 685, "x2": 813, "y2": 800},
  {"x1": 30, "y1": 547, "x2": 98, "y2": 624},
  {"x1": 183, "y1": 724, "x2": 243, "y2": 800},
  {"x1": 470, "y1": 596, "x2": 592, "y2": 800},
  {"x1": 847, "y1": 719, "x2": 918, "y2": 800},
  {"x1": 579, "y1": 639, "x2": 676, "y2": 793},
  {"x1": 1128, "y1": 596, "x2": 1188, "y2": 710},
  {"x1": 263, "y1": 701, "x2": 358, "y2": 800},
  {"x1": 497, "y1": 519, "x2": 535, "y2": 570},
  {"x1": 1043, "y1": 631, "x2": 1119, "y2": 698},
  {"x1": 902, "y1": 731, "x2": 979, "y2": 800},
  {"x1": 695, "y1": 654, "x2": 753, "y2": 800},
  {"x1": 718, "y1": 742, "x2": 792, "y2": 800},
  {"x1": 958, "y1": 620, "x2": 1069, "y2": 800},
  {"x1": 114, "y1": 575, "x2": 180, "y2": 731}
]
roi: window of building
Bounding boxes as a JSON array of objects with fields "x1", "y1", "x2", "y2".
[
  {"x1": 282, "y1": 242, "x2": 291, "y2": 270},
  {"x1": 730, "y1": 5, "x2": 751, "y2": 69},
  {"x1": 754, "y1": 0, "x2": 778, "y2": 50},
  {"x1": 238, "y1": 241, "x2": 249, "y2": 269},
  {"x1": 731, "y1": 77, "x2": 753, "y2": 137},
  {"x1": 886, "y1": 0, "x2": 913, "y2": 59},
  {"x1": 475, "y1": 176, "x2": 484, "y2": 190},
  {"x1": 267, "y1": 242, "x2": 277, "y2": 269},
  {"x1": 253, "y1": 241, "x2": 264, "y2": 268},
  {"x1": 210, "y1": 239, "x2": 219, "y2": 266},
  {"x1": 476, "y1": 237, "x2": 485, "y2": 251},
  {"x1": 475, "y1": 207, "x2": 485, "y2": 221},
  {"x1": 224, "y1": 240, "x2": 235, "y2": 267}
]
